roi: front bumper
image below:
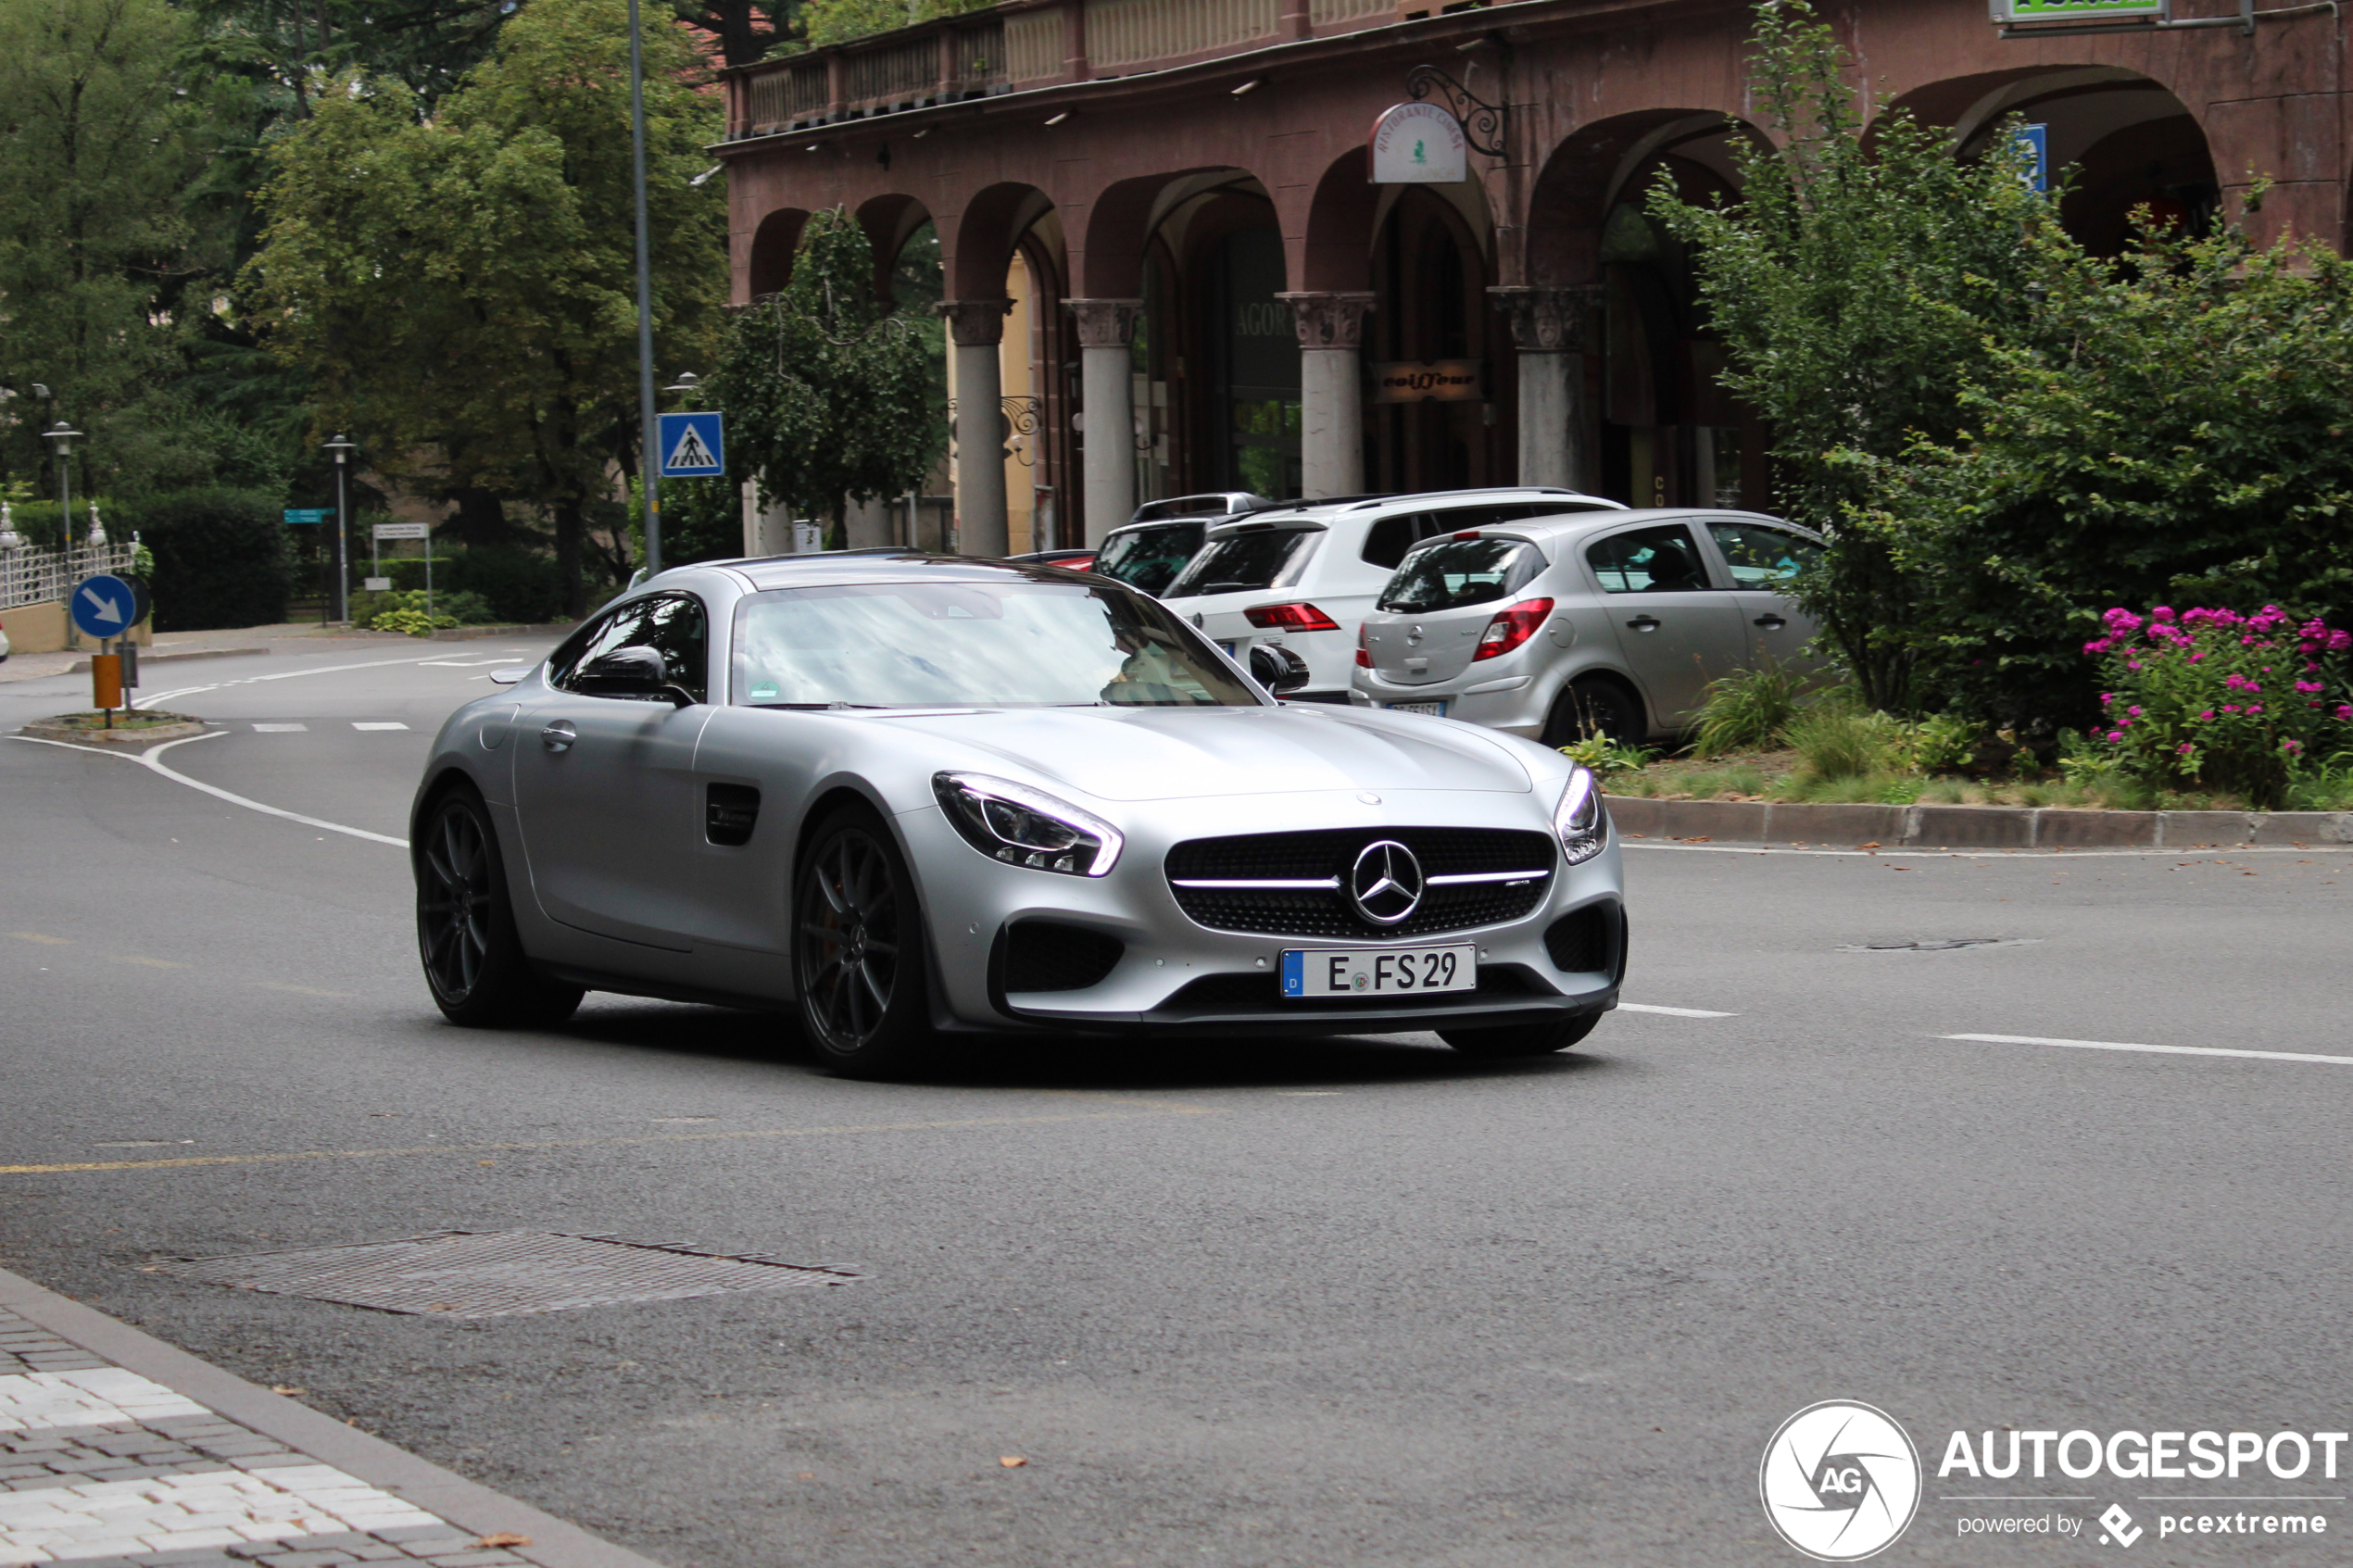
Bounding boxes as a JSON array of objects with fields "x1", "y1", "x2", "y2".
[{"x1": 896, "y1": 789, "x2": 1624, "y2": 1035}]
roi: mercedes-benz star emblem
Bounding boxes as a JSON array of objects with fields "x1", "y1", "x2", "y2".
[{"x1": 1348, "y1": 840, "x2": 1425, "y2": 926}]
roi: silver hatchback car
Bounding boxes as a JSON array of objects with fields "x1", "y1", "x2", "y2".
[{"x1": 1351, "y1": 509, "x2": 1824, "y2": 746}]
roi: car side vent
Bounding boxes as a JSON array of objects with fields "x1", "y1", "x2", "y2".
[
  {"x1": 705, "y1": 784, "x2": 761, "y2": 847},
  {"x1": 1543, "y1": 901, "x2": 1623, "y2": 975},
  {"x1": 1002, "y1": 922, "x2": 1124, "y2": 993}
]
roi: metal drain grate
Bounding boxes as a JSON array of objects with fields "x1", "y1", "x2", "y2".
[
  {"x1": 156, "y1": 1231, "x2": 857, "y2": 1318},
  {"x1": 1836, "y1": 937, "x2": 2031, "y2": 952}
]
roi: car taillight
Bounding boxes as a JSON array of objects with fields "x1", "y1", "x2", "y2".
[
  {"x1": 1355, "y1": 623, "x2": 1371, "y2": 668},
  {"x1": 1244, "y1": 601, "x2": 1341, "y2": 632},
  {"x1": 1472, "y1": 597, "x2": 1554, "y2": 662}
]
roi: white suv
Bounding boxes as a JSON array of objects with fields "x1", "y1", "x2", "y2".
[{"x1": 1159, "y1": 488, "x2": 1620, "y2": 704}]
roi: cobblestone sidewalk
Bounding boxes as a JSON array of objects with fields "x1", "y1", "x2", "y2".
[{"x1": 0, "y1": 1283, "x2": 655, "y2": 1568}]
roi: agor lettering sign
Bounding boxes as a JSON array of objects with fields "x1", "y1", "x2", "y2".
[
  {"x1": 1368, "y1": 102, "x2": 1466, "y2": 184},
  {"x1": 1371, "y1": 359, "x2": 1483, "y2": 404},
  {"x1": 1991, "y1": 0, "x2": 2165, "y2": 21}
]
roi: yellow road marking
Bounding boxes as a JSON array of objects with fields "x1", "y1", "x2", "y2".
[
  {"x1": 8, "y1": 933, "x2": 70, "y2": 945},
  {"x1": 0, "y1": 1108, "x2": 1219, "y2": 1175},
  {"x1": 120, "y1": 957, "x2": 191, "y2": 970}
]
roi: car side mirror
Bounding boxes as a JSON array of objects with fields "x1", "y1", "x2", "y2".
[
  {"x1": 1248, "y1": 644, "x2": 1313, "y2": 696},
  {"x1": 576, "y1": 646, "x2": 694, "y2": 706}
]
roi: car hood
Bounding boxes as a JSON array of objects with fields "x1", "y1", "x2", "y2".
[{"x1": 872, "y1": 706, "x2": 1532, "y2": 801}]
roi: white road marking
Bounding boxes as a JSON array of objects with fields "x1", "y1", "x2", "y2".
[
  {"x1": 8, "y1": 734, "x2": 408, "y2": 849},
  {"x1": 350, "y1": 721, "x2": 409, "y2": 731},
  {"x1": 142, "y1": 648, "x2": 536, "y2": 707},
  {"x1": 1619, "y1": 1002, "x2": 1737, "y2": 1018},
  {"x1": 1944, "y1": 1033, "x2": 2353, "y2": 1068},
  {"x1": 251, "y1": 723, "x2": 307, "y2": 733}
]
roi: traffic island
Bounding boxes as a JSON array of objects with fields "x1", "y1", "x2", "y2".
[
  {"x1": 1604, "y1": 794, "x2": 2353, "y2": 850},
  {"x1": 19, "y1": 711, "x2": 208, "y2": 747}
]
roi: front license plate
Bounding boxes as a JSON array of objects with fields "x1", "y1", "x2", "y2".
[
  {"x1": 1280, "y1": 945, "x2": 1476, "y2": 997},
  {"x1": 1387, "y1": 700, "x2": 1447, "y2": 717}
]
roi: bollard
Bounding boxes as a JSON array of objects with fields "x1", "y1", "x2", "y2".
[{"x1": 91, "y1": 652, "x2": 122, "y2": 717}]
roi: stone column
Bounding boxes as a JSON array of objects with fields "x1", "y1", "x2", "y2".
[
  {"x1": 1275, "y1": 291, "x2": 1376, "y2": 498},
  {"x1": 1489, "y1": 284, "x2": 1599, "y2": 493},
  {"x1": 741, "y1": 479, "x2": 796, "y2": 557},
  {"x1": 1066, "y1": 298, "x2": 1143, "y2": 545},
  {"x1": 937, "y1": 298, "x2": 1013, "y2": 556}
]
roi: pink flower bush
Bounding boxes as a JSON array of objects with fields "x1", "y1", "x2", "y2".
[{"x1": 2083, "y1": 604, "x2": 2353, "y2": 804}]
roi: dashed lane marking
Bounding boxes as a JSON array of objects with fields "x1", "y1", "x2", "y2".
[
  {"x1": 1943, "y1": 1033, "x2": 2353, "y2": 1068},
  {"x1": 350, "y1": 721, "x2": 409, "y2": 731},
  {"x1": 0, "y1": 1109, "x2": 1221, "y2": 1176},
  {"x1": 120, "y1": 957, "x2": 191, "y2": 970},
  {"x1": 1619, "y1": 1002, "x2": 1737, "y2": 1018},
  {"x1": 6, "y1": 933, "x2": 69, "y2": 946},
  {"x1": 251, "y1": 723, "x2": 307, "y2": 733},
  {"x1": 255, "y1": 982, "x2": 358, "y2": 998}
]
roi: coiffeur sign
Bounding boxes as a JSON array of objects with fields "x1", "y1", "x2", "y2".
[{"x1": 1368, "y1": 101, "x2": 1466, "y2": 183}]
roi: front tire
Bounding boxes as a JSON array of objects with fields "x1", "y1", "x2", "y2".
[
  {"x1": 794, "y1": 806, "x2": 935, "y2": 1078},
  {"x1": 1439, "y1": 1012, "x2": 1599, "y2": 1058},
  {"x1": 416, "y1": 787, "x2": 584, "y2": 1028}
]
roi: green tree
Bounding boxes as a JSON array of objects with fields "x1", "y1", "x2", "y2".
[
  {"x1": 1648, "y1": 0, "x2": 2053, "y2": 710},
  {"x1": 244, "y1": 0, "x2": 727, "y2": 615},
  {"x1": 1858, "y1": 216, "x2": 2353, "y2": 730},
  {"x1": 711, "y1": 207, "x2": 938, "y2": 546},
  {"x1": 0, "y1": 0, "x2": 227, "y2": 499}
]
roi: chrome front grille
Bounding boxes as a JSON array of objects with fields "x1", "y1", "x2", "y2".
[{"x1": 1164, "y1": 827, "x2": 1555, "y2": 938}]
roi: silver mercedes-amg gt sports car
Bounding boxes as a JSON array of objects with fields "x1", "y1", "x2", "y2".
[{"x1": 409, "y1": 552, "x2": 1626, "y2": 1075}]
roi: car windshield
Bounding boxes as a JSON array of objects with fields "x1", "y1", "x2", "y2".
[
  {"x1": 731, "y1": 580, "x2": 1257, "y2": 709},
  {"x1": 1093, "y1": 521, "x2": 1206, "y2": 596},
  {"x1": 1165, "y1": 527, "x2": 1315, "y2": 597},
  {"x1": 1378, "y1": 538, "x2": 1543, "y2": 612}
]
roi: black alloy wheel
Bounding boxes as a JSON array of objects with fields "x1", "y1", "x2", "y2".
[
  {"x1": 794, "y1": 807, "x2": 934, "y2": 1076},
  {"x1": 1543, "y1": 677, "x2": 1646, "y2": 748},
  {"x1": 416, "y1": 788, "x2": 583, "y2": 1028},
  {"x1": 1439, "y1": 1012, "x2": 1600, "y2": 1058}
]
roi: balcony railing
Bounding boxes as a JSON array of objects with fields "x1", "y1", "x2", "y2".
[{"x1": 724, "y1": 0, "x2": 1416, "y2": 139}]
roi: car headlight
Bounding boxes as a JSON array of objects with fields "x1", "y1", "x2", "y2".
[
  {"x1": 934, "y1": 771, "x2": 1125, "y2": 877},
  {"x1": 1553, "y1": 766, "x2": 1608, "y2": 866}
]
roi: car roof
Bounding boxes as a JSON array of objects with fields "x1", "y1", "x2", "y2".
[
  {"x1": 1478, "y1": 507, "x2": 1798, "y2": 543},
  {"x1": 626, "y1": 551, "x2": 1114, "y2": 596},
  {"x1": 1202, "y1": 487, "x2": 1621, "y2": 539}
]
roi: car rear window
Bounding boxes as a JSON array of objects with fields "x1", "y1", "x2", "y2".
[
  {"x1": 1093, "y1": 521, "x2": 1206, "y2": 596},
  {"x1": 1378, "y1": 538, "x2": 1544, "y2": 612},
  {"x1": 1166, "y1": 527, "x2": 1315, "y2": 597}
]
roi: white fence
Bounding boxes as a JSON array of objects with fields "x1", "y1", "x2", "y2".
[{"x1": 0, "y1": 542, "x2": 140, "y2": 611}]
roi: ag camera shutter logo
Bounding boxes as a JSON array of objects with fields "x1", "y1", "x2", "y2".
[{"x1": 1761, "y1": 1400, "x2": 1922, "y2": 1561}]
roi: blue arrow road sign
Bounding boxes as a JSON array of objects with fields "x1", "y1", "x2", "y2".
[
  {"x1": 658, "y1": 411, "x2": 726, "y2": 478},
  {"x1": 71, "y1": 574, "x2": 140, "y2": 639}
]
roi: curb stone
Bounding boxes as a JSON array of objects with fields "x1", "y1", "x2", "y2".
[
  {"x1": 0, "y1": 1267, "x2": 664, "y2": 1568},
  {"x1": 1602, "y1": 795, "x2": 2353, "y2": 849}
]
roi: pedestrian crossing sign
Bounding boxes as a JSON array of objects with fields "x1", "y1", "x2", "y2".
[{"x1": 658, "y1": 410, "x2": 726, "y2": 478}]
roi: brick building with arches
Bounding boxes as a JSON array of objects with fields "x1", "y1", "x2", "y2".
[{"x1": 713, "y1": 0, "x2": 2348, "y2": 553}]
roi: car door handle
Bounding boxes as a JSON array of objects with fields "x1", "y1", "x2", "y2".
[
  {"x1": 540, "y1": 721, "x2": 575, "y2": 753},
  {"x1": 1753, "y1": 614, "x2": 1788, "y2": 630},
  {"x1": 1626, "y1": 615, "x2": 1661, "y2": 632}
]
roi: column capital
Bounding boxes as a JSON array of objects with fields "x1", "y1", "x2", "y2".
[
  {"x1": 1487, "y1": 285, "x2": 1601, "y2": 353},
  {"x1": 1065, "y1": 298, "x2": 1145, "y2": 348},
  {"x1": 936, "y1": 297, "x2": 1014, "y2": 346},
  {"x1": 1275, "y1": 291, "x2": 1377, "y2": 351}
]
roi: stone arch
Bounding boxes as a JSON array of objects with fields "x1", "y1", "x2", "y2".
[
  {"x1": 746, "y1": 207, "x2": 809, "y2": 298},
  {"x1": 1297, "y1": 146, "x2": 1378, "y2": 291},
  {"x1": 854, "y1": 193, "x2": 936, "y2": 302},
  {"x1": 1524, "y1": 109, "x2": 1757, "y2": 286},
  {"x1": 1885, "y1": 68, "x2": 2220, "y2": 257},
  {"x1": 950, "y1": 182, "x2": 1058, "y2": 300}
]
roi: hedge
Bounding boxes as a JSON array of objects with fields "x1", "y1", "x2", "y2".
[{"x1": 132, "y1": 489, "x2": 290, "y2": 632}]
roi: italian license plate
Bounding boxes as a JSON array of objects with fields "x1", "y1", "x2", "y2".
[
  {"x1": 1280, "y1": 944, "x2": 1476, "y2": 997},
  {"x1": 1388, "y1": 700, "x2": 1446, "y2": 717}
]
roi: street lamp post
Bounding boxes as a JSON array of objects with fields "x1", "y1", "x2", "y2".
[
  {"x1": 325, "y1": 434, "x2": 357, "y2": 625},
  {"x1": 44, "y1": 422, "x2": 82, "y2": 646},
  {"x1": 627, "y1": 0, "x2": 661, "y2": 578}
]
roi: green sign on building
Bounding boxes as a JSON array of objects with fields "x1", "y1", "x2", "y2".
[{"x1": 1993, "y1": 0, "x2": 2166, "y2": 20}]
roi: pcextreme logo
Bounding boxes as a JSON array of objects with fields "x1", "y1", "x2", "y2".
[{"x1": 1761, "y1": 1400, "x2": 1924, "y2": 1562}]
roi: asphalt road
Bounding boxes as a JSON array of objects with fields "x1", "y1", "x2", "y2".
[{"x1": 4, "y1": 645, "x2": 2350, "y2": 1568}]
